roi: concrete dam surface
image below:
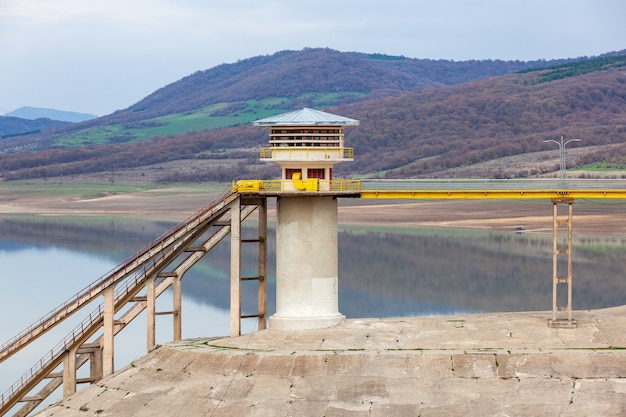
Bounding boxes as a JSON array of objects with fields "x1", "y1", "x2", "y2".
[{"x1": 37, "y1": 307, "x2": 626, "y2": 417}]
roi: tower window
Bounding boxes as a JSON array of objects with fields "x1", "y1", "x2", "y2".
[
  {"x1": 307, "y1": 169, "x2": 325, "y2": 179},
  {"x1": 285, "y1": 168, "x2": 302, "y2": 179}
]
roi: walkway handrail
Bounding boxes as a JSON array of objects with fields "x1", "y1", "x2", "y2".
[
  {"x1": 1, "y1": 259, "x2": 159, "y2": 407},
  {"x1": 234, "y1": 178, "x2": 626, "y2": 194},
  {"x1": 0, "y1": 302, "x2": 104, "y2": 407},
  {"x1": 233, "y1": 179, "x2": 361, "y2": 193},
  {"x1": 260, "y1": 147, "x2": 354, "y2": 160},
  {"x1": 0, "y1": 187, "x2": 236, "y2": 362},
  {"x1": 358, "y1": 178, "x2": 626, "y2": 191},
  {"x1": 1, "y1": 187, "x2": 238, "y2": 413}
]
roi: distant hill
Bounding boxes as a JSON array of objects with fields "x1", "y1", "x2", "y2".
[
  {"x1": 118, "y1": 48, "x2": 563, "y2": 121},
  {"x1": 0, "y1": 49, "x2": 625, "y2": 182},
  {"x1": 0, "y1": 115, "x2": 68, "y2": 139},
  {"x1": 16, "y1": 48, "x2": 577, "y2": 147},
  {"x1": 5, "y1": 106, "x2": 97, "y2": 123},
  {"x1": 337, "y1": 59, "x2": 626, "y2": 179}
]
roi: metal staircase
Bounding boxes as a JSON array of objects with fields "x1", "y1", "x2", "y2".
[{"x1": 0, "y1": 190, "x2": 267, "y2": 417}]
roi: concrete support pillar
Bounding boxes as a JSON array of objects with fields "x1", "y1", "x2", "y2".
[
  {"x1": 90, "y1": 347, "x2": 103, "y2": 382},
  {"x1": 270, "y1": 196, "x2": 345, "y2": 330},
  {"x1": 146, "y1": 276, "x2": 156, "y2": 350},
  {"x1": 173, "y1": 277, "x2": 182, "y2": 340},
  {"x1": 62, "y1": 345, "x2": 78, "y2": 398},
  {"x1": 230, "y1": 197, "x2": 242, "y2": 336},
  {"x1": 102, "y1": 285, "x2": 115, "y2": 377}
]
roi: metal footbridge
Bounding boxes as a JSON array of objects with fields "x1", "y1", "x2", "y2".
[
  {"x1": 236, "y1": 178, "x2": 626, "y2": 199},
  {"x1": 2, "y1": 178, "x2": 626, "y2": 416}
]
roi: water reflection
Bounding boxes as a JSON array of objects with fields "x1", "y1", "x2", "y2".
[
  {"x1": 2, "y1": 215, "x2": 626, "y2": 323},
  {"x1": 0, "y1": 246, "x2": 115, "y2": 337}
]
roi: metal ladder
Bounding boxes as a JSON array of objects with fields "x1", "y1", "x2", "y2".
[
  {"x1": 549, "y1": 197, "x2": 577, "y2": 328},
  {"x1": 230, "y1": 195, "x2": 268, "y2": 336}
]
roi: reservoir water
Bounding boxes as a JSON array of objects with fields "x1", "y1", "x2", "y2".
[{"x1": 2, "y1": 213, "x2": 626, "y2": 401}]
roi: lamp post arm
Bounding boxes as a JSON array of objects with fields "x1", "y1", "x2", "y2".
[
  {"x1": 562, "y1": 139, "x2": 581, "y2": 170},
  {"x1": 544, "y1": 137, "x2": 582, "y2": 186}
]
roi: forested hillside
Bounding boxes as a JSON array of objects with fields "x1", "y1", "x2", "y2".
[
  {"x1": 99, "y1": 48, "x2": 565, "y2": 122},
  {"x1": 7, "y1": 48, "x2": 570, "y2": 147},
  {"x1": 338, "y1": 57, "x2": 626, "y2": 178},
  {"x1": 120, "y1": 48, "x2": 555, "y2": 119},
  {"x1": 0, "y1": 49, "x2": 624, "y2": 182}
]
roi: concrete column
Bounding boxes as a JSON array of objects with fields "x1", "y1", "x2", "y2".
[
  {"x1": 230, "y1": 197, "x2": 242, "y2": 336},
  {"x1": 62, "y1": 346, "x2": 78, "y2": 398},
  {"x1": 146, "y1": 276, "x2": 156, "y2": 350},
  {"x1": 102, "y1": 285, "x2": 115, "y2": 377},
  {"x1": 90, "y1": 347, "x2": 103, "y2": 382},
  {"x1": 270, "y1": 196, "x2": 345, "y2": 330},
  {"x1": 173, "y1": 277, "x2": 182, "y2": 340}
]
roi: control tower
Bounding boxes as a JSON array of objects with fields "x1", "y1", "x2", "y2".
[{"x1": 254, "y1": 108, "x2": 359, "y2": 330}]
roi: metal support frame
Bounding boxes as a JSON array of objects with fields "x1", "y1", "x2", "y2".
[
  {"x1": 1, "y1": 192, "x2": 257, "y2": 417},
  {"x1": 549, "y1": 198, "x2": 577, "y2": 328},
  {"x1": 230, "y1": 196, "x2": 268, "y2": 336},
  {"x1": 257, "y1": 200, "x2": 268, "y2": 331}
]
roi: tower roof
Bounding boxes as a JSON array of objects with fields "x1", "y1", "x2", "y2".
[{"x1": 253, "y1": 108, "x2": 360, "y2": 126}]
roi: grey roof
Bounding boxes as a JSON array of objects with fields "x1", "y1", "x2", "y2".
[{"x1": 253, "y1": 108, "x2": 360, "y2": 126}]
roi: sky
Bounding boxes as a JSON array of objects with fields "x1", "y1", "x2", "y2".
[{"x1": 1, "y1": 0, "x2": 624, "y2": 117}]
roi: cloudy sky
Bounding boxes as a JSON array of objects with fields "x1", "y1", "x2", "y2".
[{"x1": 1, "y1": 0, "x2": 624, "y2": 116}]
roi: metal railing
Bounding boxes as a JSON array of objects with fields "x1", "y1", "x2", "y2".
[
  {"x1": 1, "y1": 303, "x2": 104, "y2": 407},
  {"x1": 0, "y1": 255, "x2": 166, "y2": 409},
  {"x1": 260, "y1": 147, "x2": 354, "y2": 160},
  {"x1": 0, "y1": 187, "x2": 238, "y2": 414},
  {"x1": 234, "y1": 179, "x2": 361, "y2": 193},
  {"x1": 233, "y1": 177, "x2": 626, "y2": 199},
  {"x1": 358, "y1": 178, "x2": 626, "y2": 191},
  {"x1": 0, "y1": 187, "x2": 236, "y2": 363}
]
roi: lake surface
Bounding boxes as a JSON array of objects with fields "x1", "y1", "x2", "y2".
[{"x1": 2, "y1": 214, "x2": 626, "y2": 400}]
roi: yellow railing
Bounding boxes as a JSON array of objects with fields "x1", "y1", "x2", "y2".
[
  {"x1": 233, "y1": 178, "x2": 626, "y2": 198},
  {"x1": 233, "y1": 179, "x2": 362, "y2": 193},
  {"x1": 259, "y1": 147, "x2": 354, "y2": 160}
]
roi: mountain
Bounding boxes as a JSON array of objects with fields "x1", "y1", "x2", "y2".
[
  {"x1": 0, "y1": 49, "x2": 625, "y2": 182},
  {"x1": 0, "y1": 115, "x2": 68, "y2": 139},
  {"x1": 15, "y1": 48, "x2": 575, "y2": 147},
  {"x1": 119, "y1": 48, "x2": 560, "y2": 121},
  {"x1": 337, "y1": 54, "x2": 626, "y2": 178},
  {"x1": 5, "y1": 107, "x2": 97, "y2": 123}
]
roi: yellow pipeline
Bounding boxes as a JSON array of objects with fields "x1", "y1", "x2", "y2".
[
  {"x1": 232, "y1": 179, "x2": 626, "y2": 199},
  {"x1": 291, "y1": 172, "x2": 307, "y2": 191},
  {"x1": 359, "y1": 189, "x2": 626, "y2": 199}
]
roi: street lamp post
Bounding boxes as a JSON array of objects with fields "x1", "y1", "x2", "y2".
[{"x1": 544, "y1": 136, "x2": 581, "y2": 187}]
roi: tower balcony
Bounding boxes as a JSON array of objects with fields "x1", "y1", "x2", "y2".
[{"x1": 260, "y1": 147, "x2": 354, "y2": 162}]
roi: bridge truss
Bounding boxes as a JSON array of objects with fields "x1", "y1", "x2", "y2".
[{"x1": 0, "y1": 190, "x2": 267, "y2": 417}]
